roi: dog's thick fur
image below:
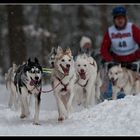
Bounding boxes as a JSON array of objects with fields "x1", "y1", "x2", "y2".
[
  {"x1": 51, "y1": 47, "x2": 76, "y2": 121},
  {"x1": 14, "y1": 58, "x2": 43, "y2": 125},
  {"x1": 5, "y1": 63, "x2": 19, "y2": 109},
  {"x1": 108, "y1": 64, "x2": 140, "y2": 100},
  {"x1": 74, "y1": 53, "x2": 100, "y2": 107},
  {"x1": 48, "y1": 47, "x2": 57, "y2": 68}
]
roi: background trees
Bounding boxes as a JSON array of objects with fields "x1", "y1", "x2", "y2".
[{"x1": 0, "y1": 4, "x2": 139, "y2": 76}]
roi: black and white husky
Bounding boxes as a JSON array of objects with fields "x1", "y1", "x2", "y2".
[{"x1": 14, "y1": 58, "x2": 43, "y2": 125}]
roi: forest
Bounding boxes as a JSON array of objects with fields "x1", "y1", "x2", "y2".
[{"x1": 0, "y1": 4, "x2": 139, "y2": 77}]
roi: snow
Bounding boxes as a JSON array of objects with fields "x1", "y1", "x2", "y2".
[{"x1": 0, "y1": 84, "x2": 140, "y2": 136}]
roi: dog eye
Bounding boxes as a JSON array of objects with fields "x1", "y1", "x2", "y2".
[
  {"x1": 31, "y1": 70, "x2": 35, "y2": 73},
  {"x1": 61, "y1": 59, "x2": 65, "y2": 62},
  {"x1": 115, "y1": 72, "x2": 118, "y2": 75},
  {"x1": 84, "y1": 64, "x2": 87, "y2": 67},
  {"x1": 69, "y1": 59, "x2": 71, "y2": 62},
  {"x1": 78, "y1": 64, "x2": 80, "y2": 67}
]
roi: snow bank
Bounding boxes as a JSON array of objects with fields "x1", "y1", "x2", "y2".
[{"x1": 0, "y1": 84, "x2": 140, "y2": 136}]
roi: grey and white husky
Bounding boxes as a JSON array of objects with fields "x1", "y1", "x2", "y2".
[
  {"x1": 51, "y1": 47, "x2": 76, "y2": 121},
  {"x1": 5, "y1": 63, "x2": 18, "y2": 109},
  {"x1": 14, "y1": 58, "x2": 43, "y2": 125}
]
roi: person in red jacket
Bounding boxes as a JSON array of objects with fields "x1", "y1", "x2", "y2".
[
  {"x1": 100, "y1": 6, "x2": 140, "y2": 101},
  {"x1": 100, "y1": 6, "x2": 140, "y2": 70}
]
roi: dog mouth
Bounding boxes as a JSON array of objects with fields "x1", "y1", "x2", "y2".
[
  {"x1": 30, "y1": 77, "x2": 40, "y2": 86},
  {"x1": 110, "y1": 78, "x2": 118, "y2": 86},
  {"x1": 60, "y1": 64, "x2": 70, "y2": 75},
  {"x1": 78, "y1": 71, "x2": 86, "y2": 80}
]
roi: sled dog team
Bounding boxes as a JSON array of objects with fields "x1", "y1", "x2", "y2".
[{"x1": 5, "y1": 46, "x2": 140, "y2": 125}]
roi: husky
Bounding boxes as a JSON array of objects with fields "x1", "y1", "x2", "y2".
[
  {"x1": 5, "y1": 63, "x2": 19, "y2": 109},
  {"x1": 108, "y1": 64, "x2": 140, "y2": 100},
  {"x1": 51, "y1": 47, "x2": 76, "y2": 121},
  {"x1": 14, "y1": 58, "x2": 43, "y2": 125},
  {"x1": 48, "y1": 47, "x2": 57, "y2": 68},
  {"x1": 74, "y1": 53, "x2": 100, "y2": 108}
]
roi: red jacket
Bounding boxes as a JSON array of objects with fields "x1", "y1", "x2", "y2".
[{"x1": 100, "y1": 24, "x2": 140, "y2": 62}]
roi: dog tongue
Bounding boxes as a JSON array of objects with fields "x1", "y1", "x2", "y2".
[
  {"x1": 79, "y1": 72, "x2": 86, "y2": 80},
  {"x1": 63, "y1": 68, "x2": 69, "y2": 75},
  {"x1": 112, "y1": 80, "x2": 116, "y2": 85},
  {"x1": 30, "y1": 80, "x2": 38, "y2": 86}
]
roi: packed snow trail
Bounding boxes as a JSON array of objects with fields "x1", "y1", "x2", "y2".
[{"x1": 0, "y1": 84, "x2": 140, "y2": 136}]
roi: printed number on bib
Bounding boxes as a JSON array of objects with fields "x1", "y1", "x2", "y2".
[{"x1": 118, "y1": 41, "x2": 127, "y2": 48}]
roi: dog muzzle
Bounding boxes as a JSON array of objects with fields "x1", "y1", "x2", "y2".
[
  {"x1": 60, "y1": 64, "x2": 70, "y2": 75},
  {"x1": 30, "y1": 77, "x2": 40, "y2": 86},
  {"x1": 110, "y1": 78, "x2": 118, "y2": 86},
  {"x1": 78, "y1": 71, "x2": 86, "y2": 80}
]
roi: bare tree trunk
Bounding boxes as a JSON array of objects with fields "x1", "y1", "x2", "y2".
[
  {"x1": 38, "y1": 5, "x2": 52, "y2": 66},
  {"x1": 100, "y1": 5, "x2": 108, "y2": 34},
  {"x1": 7, "y1": 5, "x2": 27, "y2": 65},
  {"x1": 77, "y1": 5, "x2": 89, "y2": 32}
]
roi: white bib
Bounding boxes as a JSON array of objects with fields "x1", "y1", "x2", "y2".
[{"x1": 108, "y1": 22, "x2": 138, "y2": 56}]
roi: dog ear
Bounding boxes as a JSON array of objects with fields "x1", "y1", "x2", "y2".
[
  {"x1": 66, "y1": 48, "x2": 72, "y2": 56},
  {"x1": 34, "y1": 57, "x2": 39, "y2": 64},
  {"x1": 57, "y1": 46, "x2": 63, "y2": 54},
  {"x1": 28, "y1": 58, "x2": 31, "y2": 63},
  {"x1": 83, "y1": 53, "x2": 88, "y2": 59},
  {"x1": 51, "y1": 47, "x2": 57, "y2": 55},
  {"x1": 12, "y1": 63, "x2": 17, "y2": 69},
  {"x1": 118, "y1": 63, "x2": 122, "y2": 68},
  {"x1": 52, "y1": 47, "x2": 57, "y2": 55}
]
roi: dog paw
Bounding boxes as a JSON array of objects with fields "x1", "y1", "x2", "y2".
[
  {"x1": 33, "y1": 122, "x2": 41, "y2": 125},
  {"x1": 20, "y1": 114, "x2": 26, "y2": 118},
  {"x1": 58, "y1": 117, "x2": 64, "y2": 122}
]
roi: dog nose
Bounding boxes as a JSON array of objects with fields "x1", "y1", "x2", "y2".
[
  {"x1": 35, "y1": 76, "x2": 39, "y2": 80},
  {"x1": 80, "y1": 69, "x2": 84, "y2": 73},
  {"x1": 66, "y1": 64, "x2": 70, "y2": 68},
  {"x1": 111, "y1": 77, "x2": 114, "y2": 81}
]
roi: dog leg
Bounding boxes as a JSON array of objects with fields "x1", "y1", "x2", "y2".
[
  {"x1": 55, "y1": 93, "x2": 67, "y2": 121},
  {"x1": 8, "y1": 89, "x2": 14, "y2": 108},
  {"x1": 90, "y1": 84, "x2": 96, "y2": 106},
  {"x1": 33, "y1": 92, "x2": 41, "y2": 125},
  {"x1": 66, "y1": 91, "x2": 74, "y2": 117},
  {"x1": 85, "y1": 84, "x2": 93, "y2": 108},
  {"x1": 20, "y1": 95, "x2": 26, "y2": 118},
  {"x1": 11, "y1": 83, "x2": 18, "y2": 110},
  {"x1": 20, "y1": 89, "x2": 30, "y2": 118}
]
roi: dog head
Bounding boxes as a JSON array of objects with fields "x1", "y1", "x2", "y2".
[
  {"x1": 108, "y1": 64, "x2": 123, "y2": 85},
  {"x1": 48, "y1": 47, "x2": 57, "y2": 68},
  {"x1": 75, "y1": 53, "x2": 90, "y2": 80},
  {"x1": 54, "y1": 47, "x2": 74, "y2": 76},
  {"x1": 25, "y1": 58, "x2": 42, "y2": 86}
]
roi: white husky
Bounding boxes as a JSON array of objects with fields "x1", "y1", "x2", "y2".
[
  {"x1": 51, "y1": 47, "x2": 76, "y2": 121},
  {"x1": 108, "y1": 64, "x2": 140, "y2": 100},
  {"x1": 74, "y1": 53, "x2": 100, "y2": 108},
  {"x1": 5, "y1": 63, "x2": 19, "y2": 110}
]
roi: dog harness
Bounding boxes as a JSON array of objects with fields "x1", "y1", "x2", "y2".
[{"x1": 56, "y1": 74, "x2": 74, "y2": 92}]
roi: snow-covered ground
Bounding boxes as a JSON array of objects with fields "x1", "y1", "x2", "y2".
[{"x1": 0, "y1": 84, "x2": 140, "y2": 136}]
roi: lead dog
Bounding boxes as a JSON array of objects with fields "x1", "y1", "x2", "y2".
[
  {"x1": 108, "y1": 64, "x2": 140, "y2": 100},
  {"x1": 14, "y1": 58, "x2": 43, "y2": 125},
  {"x1": 74, "y1": 53, "x2": 100, "y2": 107},
  {"x1": 51, "y1": 47, "x2": 76, "y2": 121}
]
